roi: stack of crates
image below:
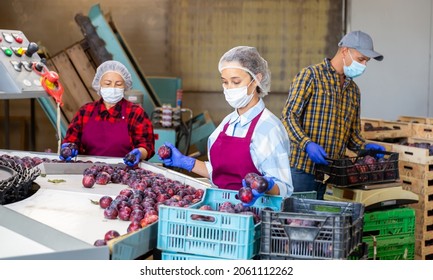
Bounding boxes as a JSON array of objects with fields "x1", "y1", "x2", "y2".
[
  {"x1": 362, "y1": 207, "x2": 415, "y2": 260},
  {"x1": 157, "y1": 189, "x2": 317, "y2": 260},
  {"x1": 364, "y1": 115, "x2": 433, "y2": 260},
  {"x1": 397, "y1": 150, "x2": 433, "y2": 260},
  {"x1": 259, "y1": 197, "x2": 365, "y2": 260},
  {"x1": 157, "y1": 188, "x2": 283, "y2": 260}
]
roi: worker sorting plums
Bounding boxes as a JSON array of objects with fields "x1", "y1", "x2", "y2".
[
  {"x1": 160, "y1": 46, "x2": 293, "y2": 204},
  {"x1": 60, "y1": 60, "x2": 155, "y2": 166},
  {"x1": 281, "y1": 30, "x2": 385, "y2": 200}
]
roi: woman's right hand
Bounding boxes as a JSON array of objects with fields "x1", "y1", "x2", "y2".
[{"x1": 160, "y1": 142, "x2": 195, "y2": 172}]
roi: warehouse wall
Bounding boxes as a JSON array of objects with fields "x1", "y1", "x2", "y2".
[
  {"x1": 0, "y1": 0, "x2": 342, "y2": 152},
  {"x1": 348, "y1": 0, "x2": 433, "y2": 120}
]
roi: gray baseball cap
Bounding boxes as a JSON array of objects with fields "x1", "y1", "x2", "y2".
[{"x1": 338, "y1": 30, "x2": 383, "y2": 61}]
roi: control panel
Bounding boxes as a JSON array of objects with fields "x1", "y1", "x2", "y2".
[{"x1": 0, "y1": 29, "x2": 48, "y2": 99}]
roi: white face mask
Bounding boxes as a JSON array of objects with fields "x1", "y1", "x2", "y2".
[
  {"x1": 100, "y1": 87, "x2": 124, "y2": 104},
  {"x1": 223, "y1": 80, "x2": 255, "y2": 109}
]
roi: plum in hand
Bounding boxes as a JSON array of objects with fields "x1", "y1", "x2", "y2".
[
  {"x1": 236, "y1": 187, "x2": 254, "y2": 204},
  {"x1": 158, "y1": 145, "x2": 172, "y2": 159},
  {"x1": 123, "y1": 153, "x2": 136, "y2": 165}
]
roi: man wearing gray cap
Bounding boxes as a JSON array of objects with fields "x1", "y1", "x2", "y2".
[{"x1": 281, "y1": 30, "x2": 385, "y2": 199}]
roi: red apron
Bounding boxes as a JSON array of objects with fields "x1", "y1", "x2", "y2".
[
  {"x1": 210, "y1": 111, "x2": 263, "y2": 190},
  {"x1": 81, "y1": 102, "x2": 131, "y2": 157}
]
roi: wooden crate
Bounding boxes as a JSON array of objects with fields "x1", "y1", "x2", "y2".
[
  {"x1": 398, "y1": 115, "x2": 433, "y2": 125},
  {"x1": 415, "y1": 238, "x2": 433, "y2": 260},
  {"x1": 399, "y1": 161, "x2": 433, "y2": 180},
  {"x1": 411, "y1": 123, "x2": 433, "y2": 139},
  {"x1": 369, "y1": 138, "x2": 433, "y2": 164},
  {"x1": 47, "y1": 40, "x2": 98, "y2": 123},
  {"x1": 65, "y1": 42, "x2": 99, "y2": 100},
  {"x1": 361, "y1": 118, "x2": 412, "y2": 140},
  {"x1": 415, "y1": 208, "x2": 433, "y2": 226},
  {"x1": 401, "y1": 175, "x2": 433, "y2": 196}
]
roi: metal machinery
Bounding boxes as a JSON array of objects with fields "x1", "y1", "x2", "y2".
[
  {"x1": 37, "y1": 4, "x2": 215, "y2": 162},
  {"x1": 0, "y1": 29, "x2": 50, "y2": 150},
  {"x1": 0, "y1": 30, "x2": 109, "y2": 259}
]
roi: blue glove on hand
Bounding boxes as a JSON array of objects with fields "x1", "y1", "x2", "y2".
[
  {"x1": 306, "y1": 142, "x2": 329, "y2": 165},
  {"x1": 241, "y1": 176, "x2": 275, "y2": 207},
  {"x1": 59, "y1": 143, "x2": 78, "y2": 162},
  {"x1": 365, "y1": 143, "x2": 386, "y2": 158},
  {"x1": 159, "y1": 142, "x2": 195, "y2": 172},
  {"x1": 123, "y1": 148, "x2": 141, "y2": 167}
]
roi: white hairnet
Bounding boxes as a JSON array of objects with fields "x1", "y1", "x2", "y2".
[
  {"x1": 218, "y1": 46, "x2": 271, "y2": 97},
  {"x1": 92, "y1": 60, "x2": 133, "y2": 92}
]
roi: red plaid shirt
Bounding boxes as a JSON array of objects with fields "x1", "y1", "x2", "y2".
[{"x1": 63, "y1": 98, "x2": 155, "y2": 160}]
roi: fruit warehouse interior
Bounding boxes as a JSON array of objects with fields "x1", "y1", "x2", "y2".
[{"x1": 0, "y1": 0, "x2": 433, "y2": 262}]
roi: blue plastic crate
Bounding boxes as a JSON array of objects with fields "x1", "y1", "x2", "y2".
[{"x1": 157, "y1": 188, "x2": 283, "y2": 259}]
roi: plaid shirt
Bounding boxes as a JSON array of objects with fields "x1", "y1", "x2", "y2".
[
  {"x1": 281, "y1": 58, "x2": 364, "y2": 174},
  {"x1": 63, "y1": 98, "x2": 155, "y2": 160}
]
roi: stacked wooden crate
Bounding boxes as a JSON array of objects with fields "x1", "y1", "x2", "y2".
[
  {"x1": 363, "y1": 116, "x2": 433, "y2": 259},
  {"x1": 44, "y1": 39, "x2": 99, "y2": 125},
  {"x1": 361, "y1": 118, "x2": 412, "y2": 141}
]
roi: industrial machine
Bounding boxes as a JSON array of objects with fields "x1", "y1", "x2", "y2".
[{"x1": 0, "y1": 29, "x2": 56, "y2": 151}]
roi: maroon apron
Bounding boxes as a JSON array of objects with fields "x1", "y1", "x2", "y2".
[
  {"x1": 210, "y1": 111, "x2": 263, "y2": 190},
  {"x1": 81, "y1": 101, "x2": 131, "y2": 157}
]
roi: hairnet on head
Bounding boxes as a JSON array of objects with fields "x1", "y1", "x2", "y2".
[
  {"x1": 218, "y1": 46, "x2": 271, "y2": 97},
  {"x1": 92, "y1": 60, "x2": 133, "y2": 92}
]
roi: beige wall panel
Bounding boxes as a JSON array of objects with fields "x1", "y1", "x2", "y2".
[{"x1": 168, "y1": 0, "x2": 342, "y2": 93}]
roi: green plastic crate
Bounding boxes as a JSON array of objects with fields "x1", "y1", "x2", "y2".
[
  {"x1": 363, "y1": 234, "x2": 415, "y2": 260},
  {"x1": 363, "y1": 207, "x2": 415, "y2": 236}
]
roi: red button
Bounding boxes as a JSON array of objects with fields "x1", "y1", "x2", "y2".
[{"x1": 12, "y1": 33, "x2": 23, "y2": 44}]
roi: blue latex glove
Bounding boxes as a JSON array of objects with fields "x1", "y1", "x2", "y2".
[
  {"x1": 365, "y1": 143, "x2": 386, "y2": 158},
  {"x1": 59, "y1": 143, "x2": 78, "y2": 162},
  {"x1": 241, "y1": 176, "x2": 275, "y2": 207},
  {"x1": 123, "y1": 148, "x2": 141, "y2": 167},
  {"x1": 306, "y1": 142, "x2": 329, "y2": 165},
  {"x1": 159, "y1": 142, "x2": 195, "y2": 172}
]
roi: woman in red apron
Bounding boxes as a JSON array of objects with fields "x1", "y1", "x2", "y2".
[
  {"x1": 61, "y1": 61, "x2": 155, "y2": 166},
  {"x1": 161, "y1": 46, "x2": 293, "y2": 203}
]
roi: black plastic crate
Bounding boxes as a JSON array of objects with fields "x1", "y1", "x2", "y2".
[
  {"x1": 260, "y1": 197, "x2": 364, "y2": 260},
  {"x1": 314, "y1": 150, "x2": 399, "y2": 187}
]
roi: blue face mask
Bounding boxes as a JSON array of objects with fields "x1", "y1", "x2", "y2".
[{"x1": 343, "y1": 51, "x2": 366, "y2": 78}]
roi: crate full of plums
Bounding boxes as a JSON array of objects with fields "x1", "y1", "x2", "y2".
[
  {"x1": 260, "y1": 197, "x2": 364, "y2": 260},
  {"x1": 157, "y1": 188, "x2": 283, "y2": 260},
  {"x1": 314, "y1": 149, "x2": 399, "y2": 187}
]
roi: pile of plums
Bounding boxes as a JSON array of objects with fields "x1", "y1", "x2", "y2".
[
  {"x1": 0, "y1": 154, "x2": 46, "y2": 169},
  {"x1": 89, "y1": 165, "x2": 206, "y2": 245},
  {"x1": 399, "y1": 140, "x2": 433, "y2": 156},
  {"x1": 363, "y1": 123, "x2": 393, "y2": 131}
]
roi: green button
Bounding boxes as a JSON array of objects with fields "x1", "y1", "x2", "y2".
[{"x1": 4, "y1": 48, "x2": 12, "y2": 57}]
